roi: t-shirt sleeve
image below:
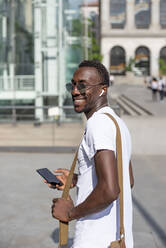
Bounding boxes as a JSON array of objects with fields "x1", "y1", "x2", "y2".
[{"x1": 84, "y1": 113, "x2": 116, "y2": 160}]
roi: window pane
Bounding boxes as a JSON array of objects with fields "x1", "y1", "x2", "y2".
[
  {"x1": 135, "y1": 0, "x2": 151, "y2": 29},
  {"x1": 135, "y1": 47, "x2": 150, "y2": 75},
  {"x1": 110, "y1": 46, "x2": 126, "y2": 75},
  {"x1": 15, "y1": 0, "x2": 34, "y2": 75},
  {"x1": 110, "y1": 0, "x2": 126, "y2": 29},
  {"x1": 160, "y1": 0, "x2": 166, "y2": 28},
  {"x1": 160, "y1": 47, "x2": 166, "y2": 62}
]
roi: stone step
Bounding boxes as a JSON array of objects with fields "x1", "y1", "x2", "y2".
[
  {"x1": 116, "y1": 94, "x2": 153, "y2": 116},
  {"x1": 116, "y1": 97, "x2": 138, "y2": 116},
  {"x1": 121, "y1": 94, "x2": 153, "y2": 116},
  {"x1": 119, "y1": 95, "x2": 147, "y2": 116}
]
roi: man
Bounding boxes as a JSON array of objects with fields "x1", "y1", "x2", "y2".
[
  {"x1": 109, "y1": 74, "x2": 114, "y2": 86},
  {"x1": 151, "y1": 77, "x2": 158, "y2": 102},
  {"x1": 48, "y1": 60, "x2": 134, "y2": 247},
  {"x1": 158, "y1": 76, "x2": 165, "y2": 101}
]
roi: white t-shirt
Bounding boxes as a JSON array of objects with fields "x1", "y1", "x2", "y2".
[
  {"x1": 158, "y1": 79, "x2": 165, "y2": 91},
  {"x1": 72, "y1": 107, "x2": 133, "y2": 248},
  {"x1": 151, "y1": 80, "x2": 158, "y2": 90}
]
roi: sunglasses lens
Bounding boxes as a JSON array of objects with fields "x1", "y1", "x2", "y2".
[
  {"x1": 77, "y1": 83, "x2": 86, "y2": 94},
  {"x1": 66, "y1": 83, "x2": 73, "y2": 92},
  {"x1": 66, "y1": 82, "x2": 87, "y2": 93}
]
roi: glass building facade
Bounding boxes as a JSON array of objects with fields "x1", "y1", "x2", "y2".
[
  {"x1": 0, "y1": 0, "x2": 85, "y2": 122},
  {"x1": 0, "y1": 0, "x2": 34, "y2": 76}
]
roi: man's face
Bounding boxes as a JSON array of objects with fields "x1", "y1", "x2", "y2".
[{"x1": 71, "y1": 66, "x2": 103, "y2": 114}]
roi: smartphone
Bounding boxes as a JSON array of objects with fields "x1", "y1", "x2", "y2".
[{"x1": 36, "y1": 168, "x2": 61, "y2": 186}]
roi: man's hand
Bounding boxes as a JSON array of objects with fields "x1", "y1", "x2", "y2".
[
  {"x1": 51, "y1": 197, "x2": 74, "y2": 222},
  {"x1": 44, "y1": 168, "x2": 77, "y2": 190}
]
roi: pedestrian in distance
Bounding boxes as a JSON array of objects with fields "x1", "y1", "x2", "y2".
[
  {"x1": 45, "y1": 60, "x2": 134, "y2": 248},
  {"x1": 151, "y1": 77, "x2": 158, "y2": 102},
  {"x1": 110, "y1": 74, "x2": 115, "y2": 86},
  {"x1": 158, "y1": 76, "x2": 165, "y2": 101},
  {"x1": 144, "y1": 75, "x2": 152, "y2": 89}
]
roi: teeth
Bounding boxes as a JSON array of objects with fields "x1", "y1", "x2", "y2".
[{"x1": 74, "y1": 99, "x2": 84, "y2": 102}]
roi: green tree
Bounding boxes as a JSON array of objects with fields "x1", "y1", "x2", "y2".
[
  {"x1": 70, "y1": 18, "x2": 102, "y2": 62},
  {"x1": 89, "y1": 36, "x2": 102, "y2": 62},
  {"x1": 159, "y1": 58, "x2": 166, "y2": 75},
  {"x1": 88, "y1": 19, "x2": 102, "y2": 62},
  {"x1": 126, "y1": 57, "x2": 135, "y2": 72},
  {"x1": 71, "y1": 19, "x2": 83, "y2": 37}
]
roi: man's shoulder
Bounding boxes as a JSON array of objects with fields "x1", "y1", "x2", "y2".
[
  {"x1": 86, "y1": 108, "x2": 119, "y2": 134},
  {"x1": 87, "y1": 108, "x2": 114, "y2": 125}
]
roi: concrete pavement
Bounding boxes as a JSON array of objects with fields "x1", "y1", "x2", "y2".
[
  {"x1": 0, "y1": 153, "x2": 166, "y2": 248},
  {"x1": 0, "y1": 122, "x2": 84, "y2": 148}
]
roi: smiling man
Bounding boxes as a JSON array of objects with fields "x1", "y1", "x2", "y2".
[{"x1": 50, "y1": 60, "x2": 134, "y2": 248}]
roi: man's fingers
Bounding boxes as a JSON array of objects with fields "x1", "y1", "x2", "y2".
[
  {"x1": 51, "y1": 205, "x2": 55, "y2": 217},
  {"x1": 54, "y1": 168, "x2": 66, "y2": 173},
  {"x1": 56, "y1": 185, "x2": 64, "y2": 190},
  {"x1": 52, "y1": 198, "x2": 58, "y2": 203},
  {"x1": 67, "y1": 195, "x2": 72, "y2": 201},
  {"x1": 43, "y1": 180, "x2": 54, "y2": 188},
  {"x1": 46, "y1": 183, "x2": 56, "y2": 189},
  {"x1": 56, "y1": 175, "x2": 62, "y2": 181}
]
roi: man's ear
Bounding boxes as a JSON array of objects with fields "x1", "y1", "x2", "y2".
[
  {"x1": 99, "y1": 86, "x2": 107, "y2": 96},
  {"x1": 103, "y1": 86, "x2": 107, "y2": 94}
]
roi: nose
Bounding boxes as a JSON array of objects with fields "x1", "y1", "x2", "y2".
[{"x1": 72, "y1": 84, "x2": 80, "y2": 95}]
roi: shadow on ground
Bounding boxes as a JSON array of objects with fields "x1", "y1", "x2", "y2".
[
  {"x1": 133, "y1": 196, "x2": 166, "y2": 246},
  {"x1": 51, "y1": 228, "x2": 73, "y2": 247}
]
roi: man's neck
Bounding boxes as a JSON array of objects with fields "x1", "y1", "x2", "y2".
[{"x1": 85, "y1": 102, "x2": 108, "y2": 119}]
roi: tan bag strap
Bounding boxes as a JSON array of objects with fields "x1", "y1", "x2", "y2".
[
  {"x1": 59, "y1": 150, "x2": 78, "y2": 246},
  {"x1": 59, "y1": 113, "x2": 125, "y2": 246},
  {"x1": 104, "y1": 113, "x2": 125, "y2": 237}
]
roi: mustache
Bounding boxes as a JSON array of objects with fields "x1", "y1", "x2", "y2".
[{"x1": 72, "y1": 96, "x2": 86, "y2": 101}]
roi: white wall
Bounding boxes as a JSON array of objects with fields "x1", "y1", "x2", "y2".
[
  {"x1": 101, "y1": 37, "x2": 166, "y2": 77},
  {"x1": 100, "y1": 0, "x2": 166, "y2": 79}
]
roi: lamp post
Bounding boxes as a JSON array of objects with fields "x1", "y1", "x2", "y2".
[
  {"x1": 10, "y1": 0, "x2": 16, "y2": 125},
  {"x1": 84, "y1": 0, "x2": 89, "y2": 60}
]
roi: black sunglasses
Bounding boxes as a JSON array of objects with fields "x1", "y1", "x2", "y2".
[{"x1": 66, "y1": 82, "x2": 103, "y2": 94}]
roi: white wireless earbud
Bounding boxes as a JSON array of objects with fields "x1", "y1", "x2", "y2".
[{"x1": 99, "y1": 89, "x2": 104, "y2": 97}]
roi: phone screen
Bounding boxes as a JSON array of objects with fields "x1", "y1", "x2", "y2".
[{"x1": 36, "y1": 168, "x2": 61, "y2": 186}]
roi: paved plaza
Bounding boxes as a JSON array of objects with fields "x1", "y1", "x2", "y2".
[
  {"x1": 0, "y1": 84, "x2": 166, "y2": 247},
  {"x1": 0, "y1": 153, "x2": 166, "y2": 248}
]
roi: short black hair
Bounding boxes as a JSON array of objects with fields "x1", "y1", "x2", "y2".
[{"x1": 78, "y1": 60, "x2": 110, "y2": 86}]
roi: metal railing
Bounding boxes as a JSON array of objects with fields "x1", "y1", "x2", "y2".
[
  {"x1": 0, "y1": 105, "x2": 82, "y2": 124},
  {"x1": 0, "y1": 75, "x2": 35, "y2": 91},
  {"x1": 0, "y1": 104, "x2": 121, "y2": 124}
]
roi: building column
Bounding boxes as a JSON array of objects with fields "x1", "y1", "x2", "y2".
[
  {"x1": 101, "y1": 0, "x2": 110, "y2": 34},
  {"x1": 151, "y1": 0, "x2": 160, "y2": 30},
  {"x1": 104, "y1": 52, "x2": 110, "y2": 73},
  {"x1": 47, "y1": 0, "x2": 58, "y2": 95},
  {"x1": 57, "y1": 0, "x2": 64, "y2": 120},
  {"x1": 126, "y1": 0, "x2": 135, "y2": 30},
  {"x1": 34, "y1": 0, "x2": 44, "y2": 121},
  {"x1": 151, "y1": 48, "x2": 160, "y2": 77},
  {"x1": 126, "y1": 44, "x2": 135, "y2": 67},
  {"x1": 101, "y1": 39, "x2": 110, "y2": 72}
]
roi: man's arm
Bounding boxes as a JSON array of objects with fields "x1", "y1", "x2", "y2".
[
  {"x1": 52, "y1": 149, "x2": 120, "y2": 222},
  {"x1": 69, "y1": 149, "x2": 120, "y2": 219},
  {"x1": 129, "y1": 160, "x2": 134, "y2": 188}
]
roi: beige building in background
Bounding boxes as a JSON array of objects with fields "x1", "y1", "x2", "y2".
[{"x1": 100, "y1": 0, "x2": 166, "y2": 83}]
